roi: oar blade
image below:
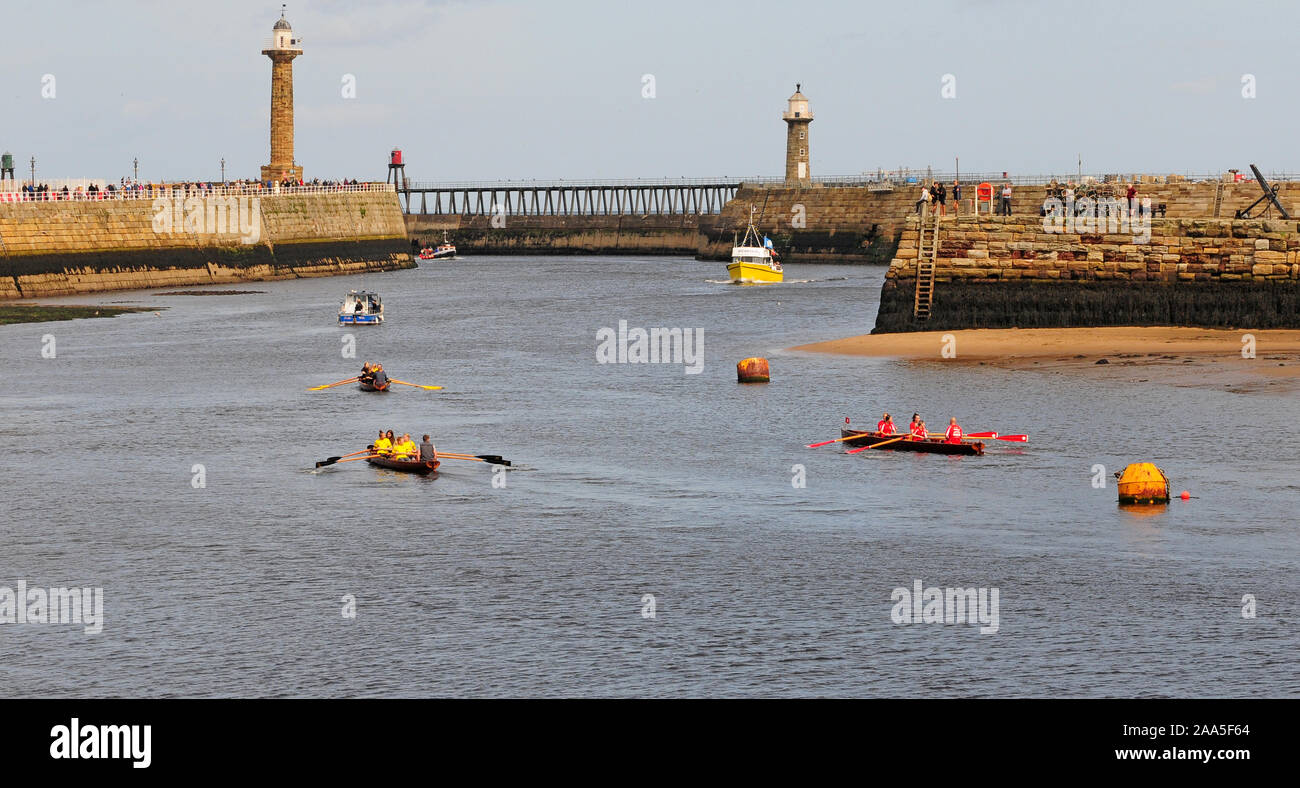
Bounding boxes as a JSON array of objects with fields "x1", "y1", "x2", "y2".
[
  {"x1": 806, "y1": 439, "x2": 839, "y2": 448},
  {"x1": 314, "y1": 456, "x2": 342, "y2": 468},
  {"x1": 967, "y1": 431, "x2": 998, "y2": 439},
  {"x1": 476, "y1": 455, "x2": 510, "y2": 466},
  {"x1": 997, "y1": 434, "x2": 1029, "y2": 442}
]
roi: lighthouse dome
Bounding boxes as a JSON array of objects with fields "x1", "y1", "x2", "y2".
[{"x1": 273, "y1": 17, "x2": 292, "y2": 30}]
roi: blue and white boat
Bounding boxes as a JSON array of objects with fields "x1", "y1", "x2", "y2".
[{"x1": 339, "y1": 290, "x2": 384, "y2": 324}]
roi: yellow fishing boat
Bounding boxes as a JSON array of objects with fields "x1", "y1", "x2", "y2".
[{"x1": 727, "y1": 220, "x2": 783, "y2": 284}]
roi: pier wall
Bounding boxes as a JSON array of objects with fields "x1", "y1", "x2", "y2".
[
  {"x1": 874, "y1": 214, "x2": 1300, "y2": 332},
  {"x1": 405, "y1": 213, "x2": 715, "y2": 256},
  {"x1": 0, "y1": 191, "x2": 413, "y2": 298},
  {"x1": 398, "y1": 179, "x2": 1300, "y2": 266}
]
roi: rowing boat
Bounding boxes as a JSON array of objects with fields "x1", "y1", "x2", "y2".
[
  {"x1": 358, "y1": 379, "x2": 390, "y2": 392},
  {"x1": 840, "y1": 429, "x2": 984, "y2": 456},
  {"x1": 365, "y1": 455, "x2": 440, "y2": 476}
]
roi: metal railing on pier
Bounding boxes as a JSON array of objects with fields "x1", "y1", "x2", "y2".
[{"x1": 0, "y1": 182, "x2": 394, "y2": 203}]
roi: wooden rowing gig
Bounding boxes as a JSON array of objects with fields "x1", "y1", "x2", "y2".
[
  {"x1": 365, "y1": 456, "x2": 440, "y2": 476},
  {"x1": 840, "y1": 429, "x2": 984, "y2": 456}
]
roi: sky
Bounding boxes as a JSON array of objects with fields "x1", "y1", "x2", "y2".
[{"x1": 2, "y1": 0, "x2": 1297, "y2": 184}]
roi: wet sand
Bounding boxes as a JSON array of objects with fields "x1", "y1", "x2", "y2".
[{"x1": 792, "y1": 327, "x2": 1300, "y2": 395}]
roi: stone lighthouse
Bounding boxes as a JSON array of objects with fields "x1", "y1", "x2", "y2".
[
  {"x1": 260, "y1": 6, "x2": 304, "y2": 184},
  {"x1": 782, "y1": 85, "x2": 813, "y2": 187}
]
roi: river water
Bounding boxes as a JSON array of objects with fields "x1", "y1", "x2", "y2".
[{"x1": 2, "y1": 256, "x2": 1297, "y2": 697}]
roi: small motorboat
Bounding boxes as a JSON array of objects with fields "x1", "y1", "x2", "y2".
[
  {"x1": 339, "y1": 290, "x2": 383, "y2": 324},
  {"x1": 366, "y1": 455, "x2": 439, "y2": 476},
  {"x1": 419, "y1": 231, "x2": 457, "y2": 260},
  {"x1": 727, "y1": 215, "x2": 782, "y2": 284}
]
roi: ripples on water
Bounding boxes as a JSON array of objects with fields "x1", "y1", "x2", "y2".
[{"x1": 0, "y1": 256, "x2": 1297, "y2": 697}]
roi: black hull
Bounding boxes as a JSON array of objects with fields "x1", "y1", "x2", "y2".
[
  {"x1": 358, "y1": 380, "x2": 390, "y2": 392},
  {"x1": 365, "y1": 456, "x2": 439, "y2": 476},
  {"x1": 840, "y1": 429, "x2": 984, "y2": 456}
]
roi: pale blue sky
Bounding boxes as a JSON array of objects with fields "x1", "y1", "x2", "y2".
[{"x1": 2, "y1": 0, "x2": 1294, "y2": 183}]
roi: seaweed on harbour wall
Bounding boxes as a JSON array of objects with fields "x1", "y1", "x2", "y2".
[{"x1": 873, "y1": 279, "x2": 1300, "y2": 333}]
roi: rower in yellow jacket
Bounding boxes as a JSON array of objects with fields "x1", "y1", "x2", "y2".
[
  {"x1": 372, "y1": 430, "x2": 393, "y2": 455},
  {"x1": 394, "y1": 433, "x2": 418, "y2": 459}
]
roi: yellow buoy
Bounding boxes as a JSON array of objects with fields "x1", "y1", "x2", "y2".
[
  {"x1": 737, "y1": 357, "x2": 770, "y2": 383},
  {"x1": 1116, "y1": 462, "x2": 1170, "y2": 505}
]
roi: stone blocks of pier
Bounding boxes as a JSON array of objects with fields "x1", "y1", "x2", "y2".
[{"x1": 0, "y1": 191, "x2": 411, "y2": 298}]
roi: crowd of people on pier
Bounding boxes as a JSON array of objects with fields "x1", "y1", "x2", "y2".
[{"x1": 1, "y1": 176, "x2": 373, "y2": 202}]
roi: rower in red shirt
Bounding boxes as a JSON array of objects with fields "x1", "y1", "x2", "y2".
[
  {"x1": 944, "y1": 417, "x2": 964, "y2": 444},
  {"x1": 909, "y1": 417, "x2": 928, "y2": 441},
  {"x1": 876, "y1": 413, "x2": 896, "y2": 435}
]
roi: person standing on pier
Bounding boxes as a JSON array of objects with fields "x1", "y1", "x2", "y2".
[
  {"x1": 952, "y1": 180, "x2": 962, "y2": 215},
  {"x1": 1000, "y1": 182, "x2": 1013, "y2": 215},
  {"x1": 933, "y1": 181, "x2": 947, "y2": 216}
]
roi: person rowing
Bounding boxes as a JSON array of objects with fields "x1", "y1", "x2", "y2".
[
  {"x1": 876, "y1": 413, "x2": 896, "y2": 435},
  {"x1": 419, "y1": 434, "x2": 437, "y2": 463},
  {"x1": 371, "y1": 364, "x2": 389, "y2": 390},
  {"x1": 944, "y1": 417, "x2": 964, "y2": 444},
  {"x1": 909, "y1": 417, "x2": 928, "y2": 441},
  {"x1": 394, "y1": 433, "x2": 417, "y2": 459},
  {"x1": 372, "y1": 429, "x2": 393, "y2": 455},
  {"x1": 359, "y1": 362, "x2": 375, "y2": 386}
]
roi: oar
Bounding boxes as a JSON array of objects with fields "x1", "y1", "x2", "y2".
[
  {"x1": 846, "y1": 435, "x2": 909, "y2": 454},
  {"x1": 314, "y1": 453, "x2": 375, "y2": 469},
  {"x1": 390, "y1": 379, "x2": 444, "y2": 391},
  {"x1": 438, "y1": 452, "x2": 511, "y2": 466},
  {"x1": 308, "y1": 376, "x2": 359, "y2": 391},
  {"x1": 314, "y1": 448, "x2": 375, "y2": 468},
  {"x1": 808, "y1": 431, "x2": 875, "y2": 448},
  {"x1": 967, "y1": 431, "x2": 1028, "y2": 442}
]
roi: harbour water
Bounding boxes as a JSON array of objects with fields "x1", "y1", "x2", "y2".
[{"x1": 1, "y1": 256, "x2": 1297, "y2": 697}]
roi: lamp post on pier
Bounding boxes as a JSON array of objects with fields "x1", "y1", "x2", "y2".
[
  {"x1": 133, "y1": 157, "x2": 139, "y2": 184},
  {"x1": 221, "y1": 158, "x2": 226, "y2": 184},
  {"x1": 30, "y1": 157, "x2": 35, "y2": 188}
]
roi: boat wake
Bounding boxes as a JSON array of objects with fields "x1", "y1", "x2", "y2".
[{"x1": 705, "y1": 278, "x2": 815, "y2": 285}]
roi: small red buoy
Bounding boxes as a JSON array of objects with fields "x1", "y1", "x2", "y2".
[
  {"x1": 1180, "y1": 491, "x2": 1190, "y2": 500},
  {"x1": 737, "y1": 357, "x2": 770, "y2": 383}
]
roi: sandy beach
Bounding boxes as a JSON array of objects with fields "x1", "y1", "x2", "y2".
[{"x1": 792, "y1": 327, "x2": 1300, "y2": 395}]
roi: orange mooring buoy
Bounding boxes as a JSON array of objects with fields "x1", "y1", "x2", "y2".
[
  {"x1": 737, "y1": 357, "x2": 770, "y2": 383},
  {"x1": 1116, "y1": 462, "x2": 1171, "y2": 505}
]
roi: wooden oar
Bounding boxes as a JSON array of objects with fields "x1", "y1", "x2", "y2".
[
  {"x1": 390, "y1": 379, "x2": 444, "y2": 391},
  {"x1": 438, "y1": 452, "x2": 511, "y2": 466},
  {"x1": 314, "y1": 448, "x2": 375, "y2": 468},
  {"x1": 308, "y1": 376, "x2": 359, "y2": 391},
  {"x1": 846, "y1": 434, "x2": 909, "y2": 454},
  {"x1": 315, "y1": 453, "x2": 376, "y2": 469},
  {"x1": 967, "y1": 431, "x2": 1028, "y2": 442},
  {"x1": 807, "y1": 430, "x2": 880, "y2": 448}
]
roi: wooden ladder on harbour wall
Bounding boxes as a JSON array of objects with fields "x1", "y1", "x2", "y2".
[
  {"x1": 1212, "y1": 180, "x2": 1224, "y2": 218},
  {"x1": 913, "y1": 206, "x2": 939, "y2": 321}
]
